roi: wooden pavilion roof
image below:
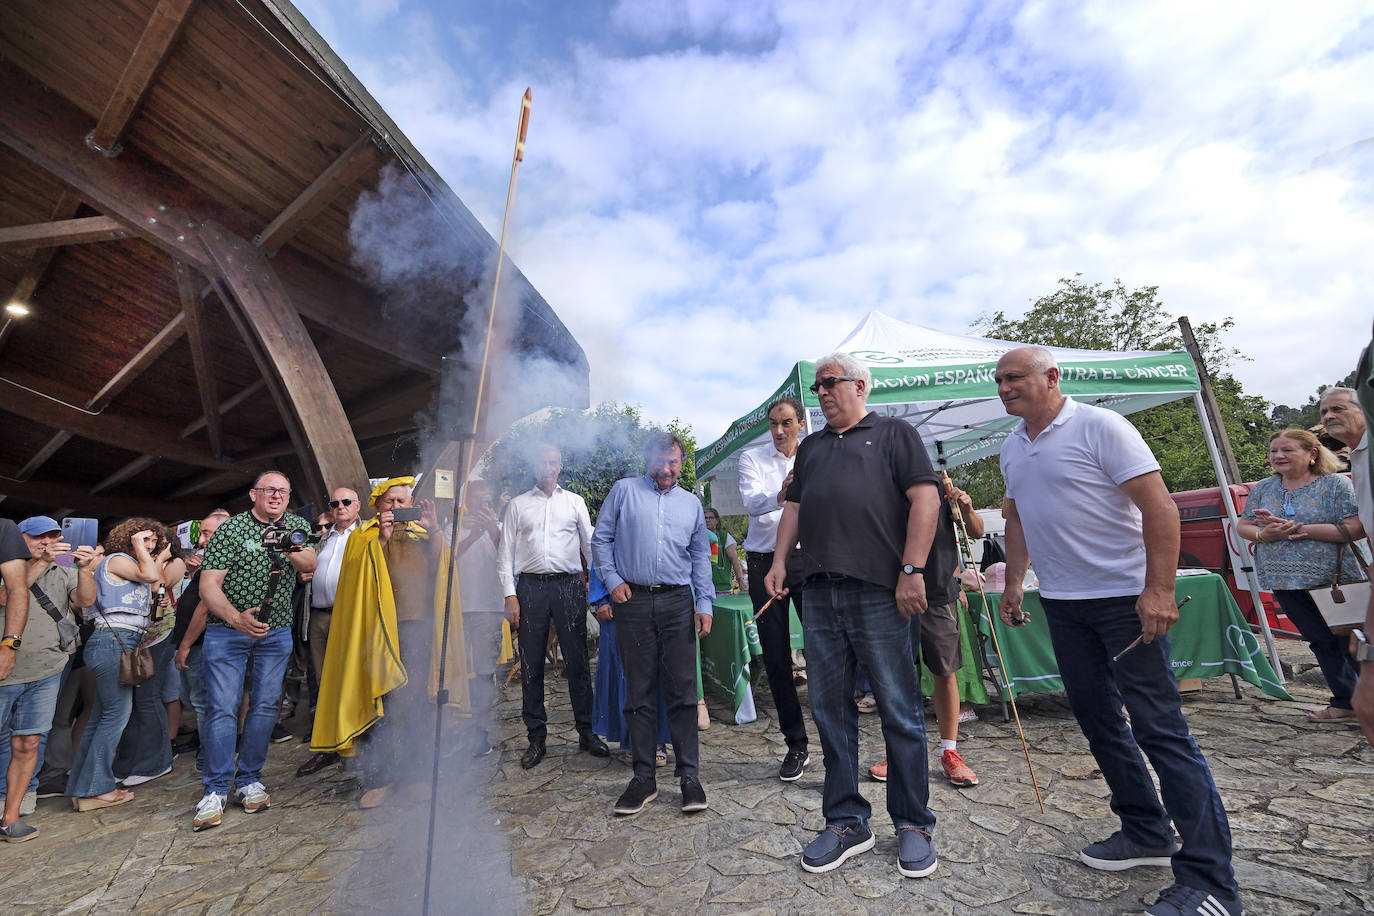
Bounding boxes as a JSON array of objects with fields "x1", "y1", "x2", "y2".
[{"x1": 0, "y1": 0, "x2": 588, "y2": 525}]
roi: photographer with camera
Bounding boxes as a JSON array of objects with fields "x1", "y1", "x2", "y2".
[
  {"x1": 310, "y1": 475, "x2": 443, "y2": 810},
  {"x1": 192, "y1": 471, "x2": 316, "y2": 832}
]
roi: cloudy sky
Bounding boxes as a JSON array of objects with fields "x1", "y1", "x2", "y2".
[{"x1": 294, "y1": 0, "x2": 1374, "y2": 446}]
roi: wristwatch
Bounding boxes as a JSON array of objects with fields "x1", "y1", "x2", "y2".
[
  {"x1": 0, "y1": 634, "x2": 21, "y2": 651},
  {"x1": 1353, "y1": 629, "x2": 1374, "y2": 663},
  {"x1": 900, "y1": 564, "x2": 925, "y2": 576}
]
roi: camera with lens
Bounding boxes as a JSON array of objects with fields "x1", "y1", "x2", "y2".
[{"x1": 261, "y1": 521, "x2": 321, "y2": 553}]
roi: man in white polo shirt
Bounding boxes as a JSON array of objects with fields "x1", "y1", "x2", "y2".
[{"x1": 995, "y1": 346, "x2": 1241, "y2": 916}]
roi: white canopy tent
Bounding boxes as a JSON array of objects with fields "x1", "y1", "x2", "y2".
[{"x1": 695, "y1": 311, "x2": 1282, "y2": 679}]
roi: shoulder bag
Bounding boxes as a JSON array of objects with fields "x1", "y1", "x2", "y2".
[{"x1": 1309, "y1": 519, "x2": 1371, "y2": 633}]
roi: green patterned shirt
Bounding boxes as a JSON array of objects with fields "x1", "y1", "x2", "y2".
[{"x1": 201, "y1": 510, "x2": 311, "y2": 629}]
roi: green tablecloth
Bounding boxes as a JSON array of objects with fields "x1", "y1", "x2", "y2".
[
  {"x1": 970, "y1": 573, "x2": 1292, "y2": 701},
  {"x1": 704, "y1": 593, "x2": 989, "y2": 722}
]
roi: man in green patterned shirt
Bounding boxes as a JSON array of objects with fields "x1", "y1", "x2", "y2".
[{"x1": 192, "y1": 471, "x2": 317, "y2": 831}]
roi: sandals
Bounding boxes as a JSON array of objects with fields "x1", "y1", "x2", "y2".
[
  {"x1": 72, "y1": 789, "x2": 134, "y2": 811},
  {"x1": 655, "y1": 744, "x2": 668, "y2": 767},
  {"x1": 1306, "y1": 707, "x2": 1356, "y2": 722},
  {"x1": 856, "y1": 693, "x2": 878, "y2": 714}
]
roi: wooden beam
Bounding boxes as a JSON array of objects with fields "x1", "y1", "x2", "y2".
[
  {"x1": 13, "y1": 432, "x2": 74, "y2": 481},
  {"x1": 90, "y1": 455, "x2": 160, "y2": 495},
  {"x1": 179, "y1": 378, "x2": 264, "y2": 438},
  {"x1": 168, "y1": 469, "x2": 248, "y2": 501},
  {"x1": 0, "y1": 473, "x2": 212, "y2": 521},
  {"x1": 175, "y1": 259, "x2": 223, "y2": 457},
  {"x1": 0, "y1": 376, "x2": 246, "y2": 472},
  {"x1": 86, "y1": 0, "x2": 199, "y2": 156},
  {"x1": 5, "y1": 191, "x2": 83, "y2": 310},
  {"x1": 344, "y1": 377, "x2": 435, "y2": 427},
  {"x1": 0, "y1": 216, "x2": 130, "y2": 250},
  {"x1": 256, "y1": 133, "x2": 382, "y2": 255},
  {"x1": 87, "y1": 313, "x2": 187, "y2": 412}
]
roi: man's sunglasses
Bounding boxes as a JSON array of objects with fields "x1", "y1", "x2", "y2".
[
  {"x1": 329, "y1": 499, "x2": 356, "y2": 508},
  {"x1": 809, "y1": 376, "x2": 857, "y2": 394}
]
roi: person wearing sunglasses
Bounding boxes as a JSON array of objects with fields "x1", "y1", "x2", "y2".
[
  {"x1": 1239, "y1": 428, "x2": 1365, "y2": 723},
  {"x1": 294, "y1": 487, "x2": 361, "y2": 780},
  {"x1": 764, "y1": 352, "x2": 942, "y2": 880}
]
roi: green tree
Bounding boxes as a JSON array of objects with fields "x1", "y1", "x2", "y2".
[
  {"x1": 1270, "y1": 370, "x2": 1357, "y2": 430},
  {"x1": 964, "y1": 275, "x2": 1273, "y2": 500},
  {"x1": 483, "y1": 403, "x2": 697, "y2": 522}
]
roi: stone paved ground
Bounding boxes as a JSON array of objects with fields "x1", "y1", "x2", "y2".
[{"x1": 4, "y1": 638, "x2": 1373, "y2": 915}]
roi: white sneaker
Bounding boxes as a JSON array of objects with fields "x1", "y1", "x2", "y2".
[
  {"x1": 193, "y1": 793, "x2": 226, "y2": 831},
  {"x1": 234, "y1": 781, "x2": 270, "y2": 813},
  {"x1": 121, "y1": 765, "x2": 173, "y2": 787}
]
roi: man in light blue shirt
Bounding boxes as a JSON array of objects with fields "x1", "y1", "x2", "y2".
[{"x1": 592, "y1": 432, "x2": 713, "y2": 817}]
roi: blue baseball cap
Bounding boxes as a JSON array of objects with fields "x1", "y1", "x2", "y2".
[{"x1": 18, "y1": 516, "x2": 61, "y2": 536}]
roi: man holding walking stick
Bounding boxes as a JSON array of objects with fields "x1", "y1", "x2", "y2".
[{"x1": 995, "y1": 346, "x2": 1241, "y2": 916}]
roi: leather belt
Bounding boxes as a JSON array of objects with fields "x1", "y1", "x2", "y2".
[
  {"x1": 627, "y1": 582, "x2": 688, "y2": 594},
  {"x1": 522, "y1": 571, "x2": 577, "y2": 581},
  {"x1": 806, "y1": 572, "x2": 851, "y2": 584}
]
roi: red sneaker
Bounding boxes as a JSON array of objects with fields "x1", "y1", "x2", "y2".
[
  {"x1": 941, "y1": 749, "x2": 978, "y2": 787},
  {"x1": 868, "y1": 759, "x2": 888, "y2": 782}
]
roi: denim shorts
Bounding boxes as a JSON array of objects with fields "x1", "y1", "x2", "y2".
[{"x1": 0, "y1": 669, "x2": 64, "y2": 736}]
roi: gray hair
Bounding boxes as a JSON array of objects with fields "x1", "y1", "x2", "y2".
[
  {"x1": 813, "y1": 351, "x2": 872, "y2": 389},
  {"x1": 1320, "y1": 386, "x2": 1357, "y2": 406}
]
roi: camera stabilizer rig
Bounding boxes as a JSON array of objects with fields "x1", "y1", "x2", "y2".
[{"x1": 255, "y1": 521, "x2": 320, "y2": 622}]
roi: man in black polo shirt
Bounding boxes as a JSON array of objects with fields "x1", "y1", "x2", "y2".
[{"x1": 765, "y1": 351, "x2": 941, "y2": 880}]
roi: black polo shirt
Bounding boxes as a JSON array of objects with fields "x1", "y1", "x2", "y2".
[
  {"x1": 786, "y1": 412, "x2": 940, "y2": 591},
  {"x1": 925, "y1": 497, "x2": 960, "y2": 607}
]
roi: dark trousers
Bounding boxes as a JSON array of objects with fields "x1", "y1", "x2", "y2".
[
  {"x1": 1274, "y1": 589, "x2": 1359, "y2": 709},
  {"x1": 1042, "y1": 595, "x2": 1238, "y2": 899},
  {"x1": 746, "y1": 552, "x2": 807, "y2": 752},
  {"x1": 616, "y1": 585, "x2": 699, "y2": 781},
  {"x1": 361, "y1": 620, "x2": 434, "y2": 785},
  {"x1": 516, "y1": 574, "x2": 592, "y2": 742}
]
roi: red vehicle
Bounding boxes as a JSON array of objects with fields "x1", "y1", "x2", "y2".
[{"x1": 1171, "y1": 484, "x2": 1296, "y2": 635}]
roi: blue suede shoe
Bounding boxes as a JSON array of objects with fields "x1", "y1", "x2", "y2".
[
  {"x1": 897, "y1": 826, "x2": 938, "y2": 878},
  {"x1": 801, "y1": 824, "x2": 874, "y2": 873}
]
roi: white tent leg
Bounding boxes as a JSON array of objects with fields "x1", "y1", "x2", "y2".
[{"x1": 1192, "y1": 392, "x2": 1285, "y2": 683}]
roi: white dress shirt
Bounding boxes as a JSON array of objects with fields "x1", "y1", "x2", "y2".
[
  {"x1": 497, "y1": 485, "x2": 593, "y2": 597},
  {"x1": 459, "y1": 521, "x2": 505, "y2": 614},
  {"x1": 737, "y1": 441, "x2": 797, "y2": 553},
  {"x1": 311, "y1": 520, "x2": 358, "y2": 608}
]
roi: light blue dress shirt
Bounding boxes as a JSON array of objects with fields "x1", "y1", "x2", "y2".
[{"x1": 591, "y1": 475, "x2": 715, "y2": 616}]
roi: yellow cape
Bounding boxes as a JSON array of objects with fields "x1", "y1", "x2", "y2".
[{"x1": 309, "y1": 519, "x2": 471, "y2": 755}]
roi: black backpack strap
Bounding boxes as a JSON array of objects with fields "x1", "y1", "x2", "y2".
[{"x1": 29, "y1": 582, "x2": 68, "y2": 624}]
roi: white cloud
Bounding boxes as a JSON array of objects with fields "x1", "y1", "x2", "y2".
[{"x1": 298, "y1": 0, "x2": 1374, "y2": 454}]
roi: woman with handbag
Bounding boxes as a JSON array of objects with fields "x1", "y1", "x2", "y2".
[
  {"x1": 1238, "y1": 429, "x2": 1367, "y2": 722},
  {"x1": 66, "y1": 519, "x2": 167, "y2": 810}
]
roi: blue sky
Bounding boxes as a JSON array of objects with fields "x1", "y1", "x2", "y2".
[{"x1": 294, "y1": 0, "x2": 1374, "y2": 444}]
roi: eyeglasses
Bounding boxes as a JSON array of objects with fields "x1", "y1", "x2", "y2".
[
  {"x1": 1282, "y1": 490, "x2": 1296, "y2": 519},
  {"x1": 329, "y1": 498, "x2": 355, "y2": 508},
  {"x1": 809, "y1": 376, "x2": 857, "y2": 394},
  {"x1": 253, "y1": 487, "x2": 290, "y2": 497}
]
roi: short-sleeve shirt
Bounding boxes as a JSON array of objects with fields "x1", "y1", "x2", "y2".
[
  {"x1": 1243, "y1": 474, "x2": 1364, "y2": 590},
  {"x1": 6, "y1": 562, "x2": 78, "y2": 684},
  {"x1": 786, "y1": 412, "x2": 940, "y2": 591},
  {"x1": 1000, "y1": 399, "x2": 1161, "y2": 599},
  {"x1": 201, "y1": 510, "x2": 311, "y2": 629},
  {"x1": 924, "y1": 498, "x2": 960, "y2": 607}
]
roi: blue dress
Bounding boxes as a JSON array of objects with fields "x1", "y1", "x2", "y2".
[{"x1": 589, "y1": 568, "x2": 670, "y2": 748}]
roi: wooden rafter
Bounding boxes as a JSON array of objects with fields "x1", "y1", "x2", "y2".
[
  {"x1": 0, "y1": 216, "x2": 129, "y2": 250},
  {"x1": 12, "y1": 432, "x2": 74, "y2": 482},
  {"x1": 4, "y1": 192, "x2": 83, "y2": 308},
  {"x1": 87, "y1": 313, "x2": 187, "y2": 412},
  {"x1": 86, "y1": 0, "x2": 199, "y2": 156},
  {"x1": 175, "y1": 259, "x2": 223, "y2": 458},
  {"x1": 90, "y1": 455, "x2": 160, "y2": 495},
  {"x1": 256, "y1": 132, "x2": 383, "y2": 255},
  {"x1": 0, "y1": 474, "x2": 211, "y2": 521}
]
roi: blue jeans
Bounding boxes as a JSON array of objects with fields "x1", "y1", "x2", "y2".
[
  {"x1": 114, "y1": 638, "x2": 175, "y2": 780},
  {"x1": 804, "y1": 577, "x2": 935, "y2": 833},
  {"x1": 66, "y1": 628, "x2": 136, "y2": 798},
  {"x1": 201, "y1": 625, "x2": 292, "y2": 796},
  {"x1": 1274, "y1": 590, "x2": 1359, "y2": 709},
  {"x1": 1042, "y1": 595, "x2": 1238, "y2": 898},
  {"x1": 180, "y1": 643, "x2": 207, "y2": 771},
  {"x1": 0, "y1": 668, "x2": 64, "y2": 804}
]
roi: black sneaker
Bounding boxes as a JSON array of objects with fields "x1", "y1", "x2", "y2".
[
  {"x1": 779, "y1": 748, "x2": 809, "y2": 782},
  {"x1": 801, "y1": 824, "x2": 875, "y2": 873},
  {"x1": 36, "y1": 774, "x2": 67, "y2": 799},
  {"x1": 613, "y1": 776, "x2": 657, "y2": 816},
  {"x1": 1079, "y1": 830, "x2": 1178, "y2": 871},
  {"x1": 680, "y1": 776, "x2": 707, "y2": 813},
  {"x1": 270, "y1": 724, "x2": 292, "y2": 744},
  {"x1": 1146, "y1": 884, "x2": 1245, "y2": 916}
]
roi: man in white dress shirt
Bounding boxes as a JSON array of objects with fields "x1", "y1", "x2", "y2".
[
  {"x1": 738, "y1": 395, "x2": 811, "y2": 782},
  {"x1": 498, "y1": 445, "x2": 608, "y2": 768},
  {"x1": 295, "y1": 487, "x2": 360, "y2": 777}
]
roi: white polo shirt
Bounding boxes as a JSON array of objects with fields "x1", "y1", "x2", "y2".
[{"x1": 1000, "y1": 398, "x2": 1161, "y2": 599}]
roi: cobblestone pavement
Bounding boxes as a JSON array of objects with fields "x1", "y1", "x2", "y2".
[{"x1": 4, "y1": 638, "x2": 1372, "y2": 915}]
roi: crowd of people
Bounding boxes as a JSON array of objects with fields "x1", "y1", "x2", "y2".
[{"x1": 3, "y1": 345, "x2": 1372, "y2": 916}]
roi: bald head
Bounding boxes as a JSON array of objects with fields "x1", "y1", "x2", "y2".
[{"x1": 996, "y1": 346, "x2": 1064, "y2": 431}]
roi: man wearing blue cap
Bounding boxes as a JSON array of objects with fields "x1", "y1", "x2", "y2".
[{"x1": 0, "y1": 517, "x2": 98, "y2": 842}]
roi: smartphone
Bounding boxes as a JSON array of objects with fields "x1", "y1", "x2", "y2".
[
  {"x1": 1251, "y1": 508, "x2": 1274, "y2": 519},
  {"x1": 58, "y1": 517, "x2": 99, "y2": 567},
  {"x1": 391, "y1": 506, "x2": 422, "y2": 522}
]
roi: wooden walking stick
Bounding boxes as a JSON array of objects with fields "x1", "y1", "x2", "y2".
[
  {"x1": 943, "y1": 472, "x2": 1045, "y2": 813},
  {"x1": 424, "y1": 88, "x2": 533, "y2": 916}
]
